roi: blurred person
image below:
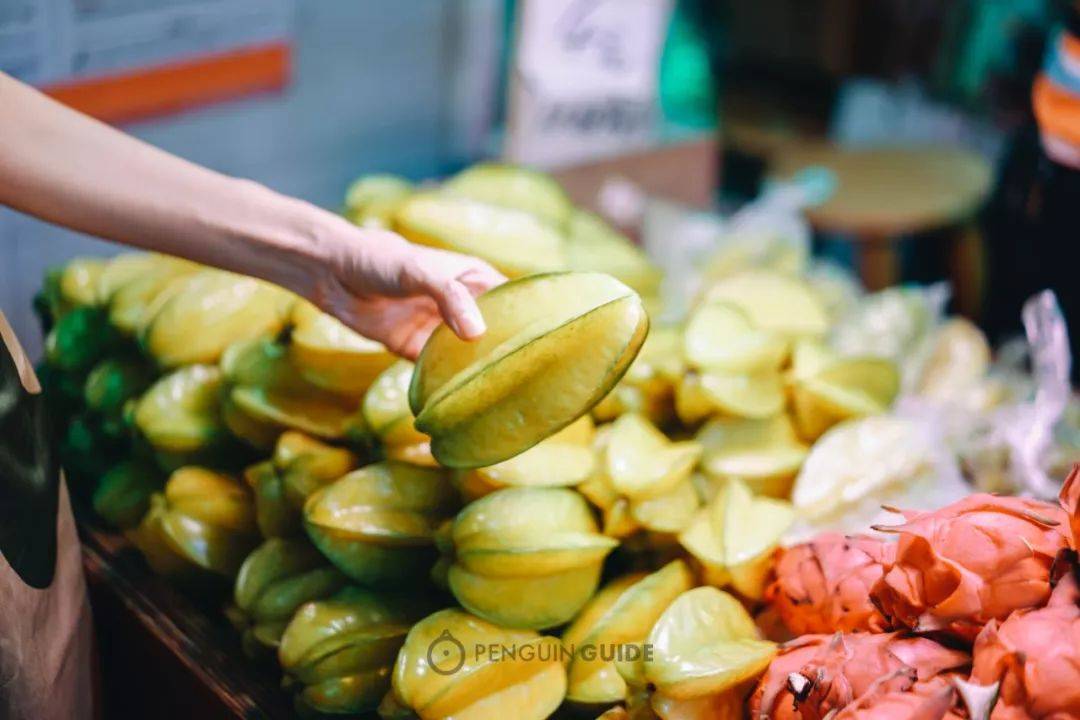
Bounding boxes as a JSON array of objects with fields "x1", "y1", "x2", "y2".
[
  {"x1": 0, "y1": 70, "x2": 503, "y2": 720},
  {"x1": 983, "y1": 2, "x2": 1080, "y2": 379}
]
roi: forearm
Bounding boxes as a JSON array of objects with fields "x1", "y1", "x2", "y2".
[{"x1": 0, "y1": 71, "x2": 339, "y2": 298}]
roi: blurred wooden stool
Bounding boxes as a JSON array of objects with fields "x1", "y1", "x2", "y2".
[{"x1": 771, "y1": 145, "x2": 993, "y2": 312}]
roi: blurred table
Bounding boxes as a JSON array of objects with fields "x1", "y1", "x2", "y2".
[
  {"x1": 551, "y1": 135, "x2": 719, "y2": 212},
  {"x1": 771, "y1": 145, "x2": 993, "y2": 303}
]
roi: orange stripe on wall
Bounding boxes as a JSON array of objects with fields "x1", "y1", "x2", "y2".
[{"x1": 42, "y1": 42, "x2": 291, "y2": 125}]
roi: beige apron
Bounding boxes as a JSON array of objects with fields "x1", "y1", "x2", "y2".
[{"x1": 0, "y1": 311, "x2": 94, "y2": 720}]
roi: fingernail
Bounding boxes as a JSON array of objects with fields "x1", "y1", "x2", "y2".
[{"x1": 458, "y1": 306, "x2": 485, "y2": 339}]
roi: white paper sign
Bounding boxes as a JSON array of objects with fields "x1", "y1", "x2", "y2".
[{"x1": 506, "y1": 0, "x2": 673, "y2": 168}]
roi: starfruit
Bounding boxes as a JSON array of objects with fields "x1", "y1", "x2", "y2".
[
  {"x1": 786, "y1": 341, "x2": 899, "y2": 441},
  {"x1": 105, "y1": 255, "x2": 198, "y2": 336},
  {"x1": 619, "y1": 587, "x2": 775, "y2": 719},
  {"x1": 562, "y1": 560, "x2": 693, "y2": 706},
  {"x1": 678, "y1": 478, "x2": 793, "y2": 599},
  {"x1": 59, "y1": 257, "x2": 106, "y2": 309},
  {"x1": 565, "y1": 210, "x2": 662, "y2": 296},
  {"x1": 363, "y1": 360, "x2": 436, "y2": 467},
  {"x1": 289, "y1": 302, "x2": 395, "y2": 398},
  {"x1": 243, "y1": 431, "x2": 358, "y2": 538},
  {"x1": 701, "y1": 270, "x2": 829, "y2": 339},
  {"x1": 83, "y1": 354, "x2": 155, "y2": 421},
  {"x1": 914, "y1": 317, "x2": 992, "y2": 404},
  {"x1": 45, "y1": 306, "x2": 119, "y2": 373},
  {"x1": 787, "y1": 416, "x2": 954, "y2": 539},
  {"x1": 344, "y1": 174, "x2": 414, "y2": 228},
  {"x1": 59, "y1": 412, "x2": 122, "y2": 487},
  {"x1": 443, "y1": 163, "x2": 573, "y2": 228},
  {"x1": 579, "y1": 414, "x2": 701, "y2": 538},
  {"x1": 304, "y1": 461, "x2": 457, "y2": 586},
  {"x1": 38, "y1": 257, "x2": 104, "y2": 321},
  {"x1": 675, "y1": 369, "x2": 786, "y2": 424},
  {"x1": 280, "y1": 586, "x2": 429, "y2": 717},
  {"x1": 131, "y1": 364, "x2": 234, "y2": 471},
  {"x1": 410, "y1": 272, "x2": 648, "y2": 468},
  {"x1": 453, "y1": 416, "x2": 596, "y2": 501},
  {"x1": 127, "y1": 467, "x2": 260, "y2": 578},
  {"x1": 92, "y1": 458, "x2": 164, "y2": 529},
  {"x1": 139, "y1": 269, "x2": 295, "y2": 368},
  {"x1": 395, "y1": 192, "x2": 566, "y2": 278},
  {"x1": 443, "y1": 487, "x2": 617, "y2": 629},
  {"x1": 221, "y1": 337, "x2": 364, "y2": 448},
  {"x1": 683, "y1": 301, "x2": 788, "y2": 374},
  {"x1": 389, "y1": 608, "x2": 567, "y2": 720},
  {"x1": 229, "y1": 537, "x2": 347, "y2": 657},
  {"x1": 696, "y1": 415, "x2": 808, "y2": 498}
]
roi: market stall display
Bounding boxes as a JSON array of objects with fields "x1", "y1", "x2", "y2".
[{"x1": 33, "y1": 162, "x2": 1080, "y2": 719}]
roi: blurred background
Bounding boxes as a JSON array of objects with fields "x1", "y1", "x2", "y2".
[{"x1": 0, "y1": 0, "x2": 1072, "y2": 358}]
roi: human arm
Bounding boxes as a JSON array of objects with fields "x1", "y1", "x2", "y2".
[{"x1": 0, "y1": 72, "x2": 504, "y2": 359}]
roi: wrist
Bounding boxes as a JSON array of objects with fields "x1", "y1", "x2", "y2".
[{"x1": 224, "y1": 179, "x2": 344, "y2": 302}]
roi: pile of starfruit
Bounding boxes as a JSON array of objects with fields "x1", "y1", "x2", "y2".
[{"x1": 35, "y1": 163, "x2": 920, "y2": 720}]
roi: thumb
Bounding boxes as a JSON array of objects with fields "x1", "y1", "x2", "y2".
[{"x1": 427, "y1": 277, "x2": 486, "y2": 340}]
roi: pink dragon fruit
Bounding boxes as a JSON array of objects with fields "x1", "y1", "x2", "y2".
[
  {"x1": 870, "y1": 494, "x2": 1068, "y2": 638},
  {"x1": 749, "y1": 632, "x2": 969, "y2": 720},
  {"x1": 767, "y1": 533, "x2": 895, "y2": 635},
  {"x1": 964, "y1": 556, "x2": 1080, "y2": 720}
]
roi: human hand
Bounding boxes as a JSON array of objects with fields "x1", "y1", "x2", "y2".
[{"x1": 309, "y1": 228, "x2": 506, "y2": 360}]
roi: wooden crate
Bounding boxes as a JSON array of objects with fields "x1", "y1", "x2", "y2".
[{"x1": 82, "y1": 520, "x2": 302, "y2": 720}]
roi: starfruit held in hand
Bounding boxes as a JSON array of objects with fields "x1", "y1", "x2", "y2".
[
  {"x1": 443, "y1": 487, "x2": 617, "y2": 629},
  {"x1": 389, "y1": 608, "x2": 567, "y2": 720},
  {"x1": 243, "y1": 431, "x2": 358, "y2": 538},
  {"x1": 229, "y1": 537, "x2": 347, "y2": 657},
  {"x1": 127, "y1": 467, "x2": 260, "y2": 578},
  {"x1": 409, "y1": 272, "x2": 648, "y2": 468},
  {"x1": 304, "y1": 461, "x2": 457, "y2": 587},
  {"x1": 280, "y1": 586, "x2": 430, "y2": 717}
]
